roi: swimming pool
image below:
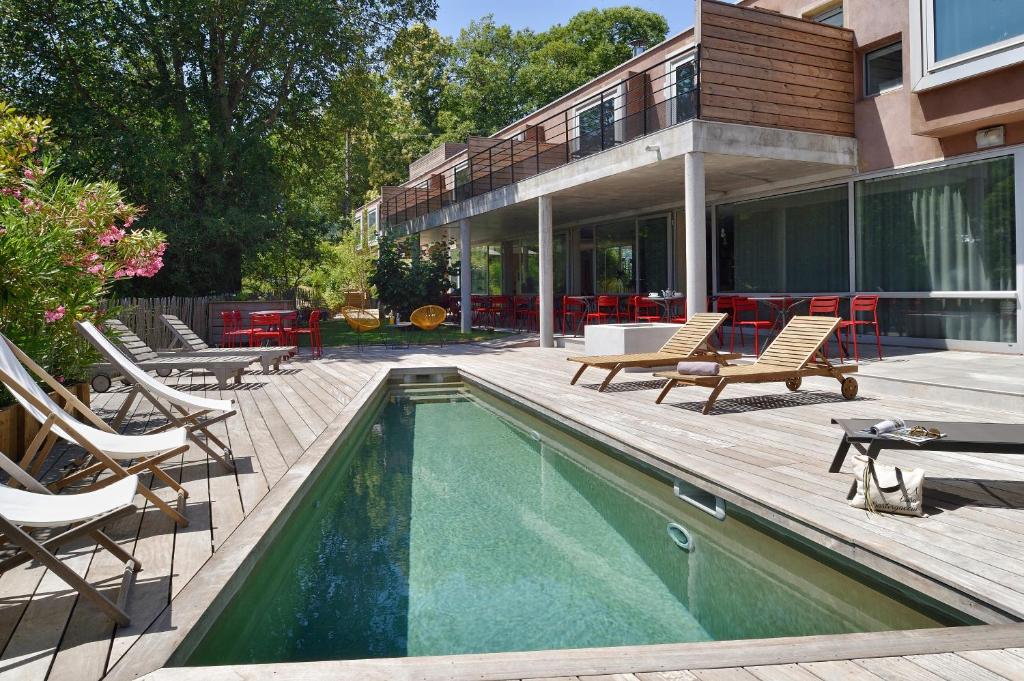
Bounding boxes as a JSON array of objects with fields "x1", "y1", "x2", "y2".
[{"x1": 184, "y1": 381, "x2": 957, "y2": 666}]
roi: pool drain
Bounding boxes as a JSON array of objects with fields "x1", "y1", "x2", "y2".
[{"x1": 667, "y1": 522, "x2": 693, "y2": 552}]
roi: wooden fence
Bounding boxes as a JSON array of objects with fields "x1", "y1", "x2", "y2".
[{"x1": 111, "y1": 295, "x2": 227, "y2": 349}]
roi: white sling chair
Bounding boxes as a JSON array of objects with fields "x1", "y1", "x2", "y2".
[
  {"x1": 0, "y1": 451, "x2": 141, "y2": 625},
  {"x1": 0, "y1": 332, "x2": 190, "y2": 526},
  {"x1": 76, "y1": 321, "x2": 236, "y2": 472}
]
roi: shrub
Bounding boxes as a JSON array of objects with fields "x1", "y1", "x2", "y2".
[
  {"x1": 0, "y1": 103, "x2": 167, "y2": 404},
  {"x1": 369, "y1": 234, "x2": 453, "y2": 318}
]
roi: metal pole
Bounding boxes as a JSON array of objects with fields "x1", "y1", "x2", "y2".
[{"x1": 460, "y1": 218, "x2": 472, "y2": 334}]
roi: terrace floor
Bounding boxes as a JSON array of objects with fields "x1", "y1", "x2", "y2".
[{"x1": 3, "y1": 338, "x2": 1024, "y2": 680}]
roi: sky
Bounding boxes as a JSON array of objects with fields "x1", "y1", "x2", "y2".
[{"x1": 431, "y1": 0, "x2": 698, "y2": 39}]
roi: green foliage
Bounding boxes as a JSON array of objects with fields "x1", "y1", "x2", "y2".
[
  {"x1": 0, "y1": 0, "x2": 437, "y2": 295},
  {"x1": 306, "y1": 229, "x2": 375, "y2": 310},
  {"x1": 369, "y1": 234, "x2": 453, "y2": 317},
  {"x1": 0, "y1": 103, "x2": 167, "y2": 402}
]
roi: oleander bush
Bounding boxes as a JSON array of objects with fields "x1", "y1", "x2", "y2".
[{"x1": 0, "y1": 103, "x2": 167, "y2": 405}]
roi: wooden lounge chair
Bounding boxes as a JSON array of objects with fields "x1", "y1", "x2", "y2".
[
  {"x1": 0, "y1": 450, "x2": 141, "y2": 625},
  {"x1": 0, "y1": 332, "x2": 191, "y2": 526},
  {"x1": 158, "y1": 313, "x2": 295, "y2": 372},
  {"x1": 92, "y1": 319, "x2": 259, "y2": 391},
  {"x1": 567, "y1": 313, "x2": 741, "y2": 392},
  {"x1": 653, "y1": 316, "x2": 859, "y2": 414},
  {"x1": 78, "y1": 320, "x2": 237, "y2": 472}
]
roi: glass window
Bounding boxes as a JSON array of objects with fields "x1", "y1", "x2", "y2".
[
  {"x1": 933, "y1": 0, "x2": 1024, "y2": 62},
  {"x1": 638, "y1": 216, "x2": 669, "y2": 294},
  {"x1": 471, "y1": 244, "x2": 502, "y2": 294},
  {"x1": 717, "y1": 186, "x2": 849, "y2": 293},
  {"x1": 354, "y1": 214, "x2": 363, "y2": 247},
  {"x1": 674, "y1": 60, "x2": 697, "y2": 123},
  {"x1": 811, "y1": 5, "x2": 843, "y2": 27},
  {"x1": 577, "y1": 97, "x2": 616, "y2": 156},
  {"x1": 596, "y1": 221, "x2": 636, "y2": 293},
  {"x1": 454, "y1": 161, "x2": 470, "y2": 201},
  {"x1": 512, "y1": 235, "x2": 567, "y2": 295},
  {"x1": 855, "y1": 156, "x2": 1015, "y2": 292},
  {"x1": 864, "y1": 42, "x2": 903, "y2": 96},
  {"x1": 878, "y1": 298, "x2": 1016, "y2": 343},
  {"x1": 367, "y1": 209, "x2": 378, "y2": 245}
]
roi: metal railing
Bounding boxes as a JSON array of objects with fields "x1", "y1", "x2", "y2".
[{"x1": 382, "y1": 47, "x2": 700, "y2": 230}]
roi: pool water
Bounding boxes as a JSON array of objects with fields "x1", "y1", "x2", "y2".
[{"x1": 185, "y1": 384, "x2": 951, "y2": 666}]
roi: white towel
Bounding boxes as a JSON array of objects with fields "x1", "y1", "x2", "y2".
[{"x1": 678, "y1": 361, "x2": 720, "y2": 376}]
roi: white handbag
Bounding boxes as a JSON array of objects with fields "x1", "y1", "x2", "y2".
[{"x1": 848, "y1": 454, "x2": 925, "y2": 517}]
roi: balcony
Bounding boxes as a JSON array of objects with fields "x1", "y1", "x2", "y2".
[{"x1": 380, "y1": 0, "x2": 854, "y2": 231}]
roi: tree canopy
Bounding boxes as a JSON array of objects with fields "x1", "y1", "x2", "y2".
[{"x1": 0, "y1": 2, "x2": 669, "y2": 296}]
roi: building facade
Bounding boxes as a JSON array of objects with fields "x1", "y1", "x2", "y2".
[{"x1": 355, "y1": 0, "x2": 1024, "y2": 353}]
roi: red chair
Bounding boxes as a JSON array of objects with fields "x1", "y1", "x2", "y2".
[
  {"x1": 715, "y1": 296, "x2": 736, "y2": 343},
  {"x1": 730, "y1": 297, "x2": 773, "y2": 356},
  {"x1": 839, "y1": 295, "x2": 883, "y2": 362},
  {"x1": 586, "y1": 295, "x2": 621, "y2": 325},
  {"x1": 630, "y1": 296, "x2": 662, "y2": 322},
  {"x1": 490, "y1": 295, "x2": 513, "y2": 328},
  {"x1": 290, "y1": 310, "x2": 323, "y2": 357},
  {"x1": 251, "y1": 313, "x2": 284, "y2": 347},
  {"x1": 220, "y1": 310, "x2": 252, "y2": 347},
  {"x1": 562, "y1": 296, "x2": 588, "y2": 336},
  {"x1": 808, "y1": 296, "x2": 842, "y2": 359},
  {"x1": 471, "y1": 295, "x2": 491, "y2": 326}
]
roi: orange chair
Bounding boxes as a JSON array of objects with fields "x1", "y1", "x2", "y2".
[
  {"x1": 839, "y1": 295, "x2": 883, "y2": 362},
  {"x1": 410, "y1": 305, "x2": 446, "y2": 332},
  {"x1": 730, "y1": 297, "x2": 773, "y2": 356}
]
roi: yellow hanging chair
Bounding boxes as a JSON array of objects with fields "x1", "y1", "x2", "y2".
[
  {"x1": 410, "y1": 305, "x2": 447, "y2": 332},
  {"x1": 342, "y1": 306, "x2": 380, "y2": 333}
]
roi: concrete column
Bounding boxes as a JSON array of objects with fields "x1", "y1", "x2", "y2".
[
  {"x1": 459, "y1": 218, "x2": 472, "y2": 333},
  {"x1": 538, "y1": 195, "x2": 554, "y2": 347},
  {"x1": 684, "y1": 152, "x2": 708, "y2": 315}
]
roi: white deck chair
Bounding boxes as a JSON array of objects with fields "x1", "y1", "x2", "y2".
[
  {"x1": 0, "y1": 451, "x2": 141, "y2": 625},
  {"x1": 0, "y1": 332, "x2": 190, "y2": 526},
  {"x1": 76, "y1": 321, "x2": 236, "y2": 472}
]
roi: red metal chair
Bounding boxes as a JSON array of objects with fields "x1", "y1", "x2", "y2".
[
  {"x1": 520, "y1": 296, "x2": 540, "y2": 332},
  {"x1": 808, "y1": 296, "x2": 842, "y2": 359},
  {"x1": 730, "y1": 297, "x2": 773, "y2": 356},
  {"x1": 839, "y1": 295, "x2": 883, "y2": 362},
  {"x1": 290, "y1": 310, "x2": 323, "y2": 358},
  {"x1": 490, "y1": 295, "x2": 513, "y2": 328},
  {"x1": 250, "y1": 313, "x2": 284, "y2": 347},
  {"x1": 220, "y1": 310, "x2": 252, "y2": 347},
  {"x1": 715, "y1": 296, "x2": 736, "y2": 344},
  {"x1": 630, "y1": 296, "x2": 662, "y2": 323},
  {"x1": 471, "y1": 295, "x2": 491, "y2": 326},
  {"x1": 586, "y1": 295, "x2": 621, "y2": 325},
  {"x1": 562, "y1": 296, "x2": 588, "y2": 336}
]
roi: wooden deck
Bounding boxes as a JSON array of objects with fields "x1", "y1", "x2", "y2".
[{"x1": 3, "y1": 340, "x2": 1024, "y2": 680}]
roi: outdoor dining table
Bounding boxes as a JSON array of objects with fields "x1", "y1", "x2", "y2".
[
  {"x1": 645, "y1": 294, "x2": 685, "y2": 321},
  {"x1": 251, "y1": 309, "x2": 298, "y2": 346},
  {"x1": 747, "y1": 296, "x2": 810, "y2": 347}
]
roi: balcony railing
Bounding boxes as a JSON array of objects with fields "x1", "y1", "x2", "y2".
[{"x1": 382, "y1": 48, "x2": 701, "y2": 230}]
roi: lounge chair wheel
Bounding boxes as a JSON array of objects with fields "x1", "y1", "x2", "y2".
[
  {"x1": 156, "y1": 368, "x2": 172, "y2": 377},
  {"x1": 785, "y1": 377, "x2": 802, "y2": 391},
  {"x1": 91, "y1": 374, "x2": 112, "y2": 393},
  {"x1": 841, "y1": 377, "x2": 859, "y2": 400}
]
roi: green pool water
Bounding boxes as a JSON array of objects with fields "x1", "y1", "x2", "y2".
[{"x1": 185, "y1": 384, "x2": 952, "y2": 666}]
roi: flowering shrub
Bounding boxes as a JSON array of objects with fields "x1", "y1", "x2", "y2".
[{"x1": 0, "y1": 103, "x2": 167, "y2": 404}]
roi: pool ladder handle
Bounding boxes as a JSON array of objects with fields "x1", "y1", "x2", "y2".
[{"x1": 673, "y1": 480, "x2": 727, "y2": 521}]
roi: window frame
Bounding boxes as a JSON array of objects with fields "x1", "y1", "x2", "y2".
[
  {"x1": 354, "y1": 213, "x2": 364, "y2": 250},
  {"x1": 367, "y1": 207, "x2": 379, "y2": 247},
  {"x1": 911, "y1": 0, "x2": 1024, "y2": 91},
  {"x1": 572, "y1": 84, "x2": 625, "y2": 156},
  {"x1": 808, "y1": 3, "x2": 843, "y2": 27},
  {"x1": 665, "y1": 49, "x2": 699, "y2": 125},
  {"x1": 863, "y1": 41, "x2": 904, "y2": 97}
]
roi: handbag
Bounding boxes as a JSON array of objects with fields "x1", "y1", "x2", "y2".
[{"x1": 848, "y1": 454, "x2": 924, "y2": 517}]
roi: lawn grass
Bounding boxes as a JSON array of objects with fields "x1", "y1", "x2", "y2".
[{"x1": 317, "y1": 317, "x2": 512, "y2": 348}]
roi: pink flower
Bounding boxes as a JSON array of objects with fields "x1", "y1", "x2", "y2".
[
  {"x1": 123, "y1": 215, "x2": 135, "y2": 228},
  {"x1": 0, "y1": 187, "x2": 21, "y2": 198},
  {"x1": 21, "y1": 198, "x2": 38, "y2": 212},
  {"x1": 86, "y1": 252, "x2": 100, "y2": 262},
  {"x1": 98, "y1": 226, "x2": 125, "y2": 246},
  {"x1": 44, "y1": 306, "x2": 66, "y2": 324},
  {"x1": 23, "y1": 168, "x2": 35, "y2": 180},
  {"x1": 87, "y1": 263, "x2": 104, "y2": 274}
]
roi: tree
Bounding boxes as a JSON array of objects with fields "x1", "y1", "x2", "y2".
[
  {"x1": 0, "y1": 0, "x2": 437, "y2": 295},
  {"x1": 523, "y1": 8, "x2": 670, "y2": 111},
  {"x1": 386, "y1": 24, "x2": 453, "y2": 137}
]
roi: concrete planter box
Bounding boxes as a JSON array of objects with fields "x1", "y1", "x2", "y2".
[{"x1": 583, "y1": 322, "x2": 682, "y2": 356}]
